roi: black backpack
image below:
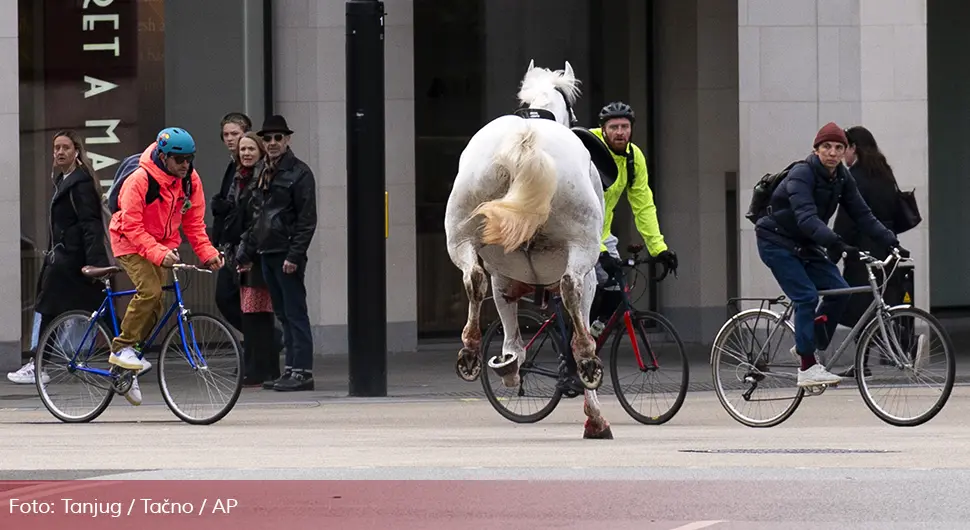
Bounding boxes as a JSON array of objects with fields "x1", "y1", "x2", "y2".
[
  {"x1": 105, "y1": 153, "x2": 192, "y2": 214},
  {"x1": 744, "y1": 160, "x2": 806, "y2": 225}
]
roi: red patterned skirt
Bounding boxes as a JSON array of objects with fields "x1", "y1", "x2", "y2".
[{"x1": 241, "y1": 286, "x2": 274, "y2": 314}]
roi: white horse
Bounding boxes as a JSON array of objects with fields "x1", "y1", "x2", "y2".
[{"x1": 444, "y1": 60, "x2": 612, "y2": 439}]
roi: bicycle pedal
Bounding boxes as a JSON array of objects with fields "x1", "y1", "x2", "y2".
[{"x1": 556, "y1": 374, "x2": 585, "y2": 397}]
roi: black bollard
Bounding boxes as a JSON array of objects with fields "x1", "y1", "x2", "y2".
[{"x1": 346, "y1": 0, "x2": 387, "y2": 397}]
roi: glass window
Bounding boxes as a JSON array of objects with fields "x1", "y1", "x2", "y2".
[
  {"x1": 19, "y1": 1, "x2": 267, "y2": 351},
  {"x1": 415, "y1": 0, "x2": 653, "y2": 335},
  {"x1": 19, "y1": 0, "x2": 167, "y2": 350}
]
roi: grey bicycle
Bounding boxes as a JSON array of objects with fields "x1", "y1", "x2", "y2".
[{"x1": 711, "y1": 248, "x2": 955, "y2": 428}]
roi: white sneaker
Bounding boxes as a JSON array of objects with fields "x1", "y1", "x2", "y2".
[
  {"x1": 109, "y1": 347, "x2": 151, "y2": 372},
  {"x1": 125, "y1": 377, "x2": 142, "y2": 406},
  {"x1": 914, "y1": 334, "x2": 929, "y2": 369},
  {"x1": 797, "y1": 364, "x2": 841, "y2": 387},
  {"x1": 6, "y1": 360, "x2": 49, "y2": 385}
]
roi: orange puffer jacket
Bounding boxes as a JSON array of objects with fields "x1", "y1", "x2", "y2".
[{"x1": 109, "y1": 142, "x2": 220, "y2": 267}]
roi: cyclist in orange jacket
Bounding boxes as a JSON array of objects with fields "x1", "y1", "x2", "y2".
[{"x1": 107, "y1": 127, "x2": 224, "y2": 405}]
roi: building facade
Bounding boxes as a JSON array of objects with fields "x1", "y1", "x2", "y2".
[{"x1": 2, "y1": 0, "x2": 959, "y2": 372}]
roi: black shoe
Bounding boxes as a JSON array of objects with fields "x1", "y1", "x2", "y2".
[
  {"x1": 274, "y1": 371, "x2": 314, "y2": 391},
  {"x1": 263, "y1": 370, "x2": 290, "y2": 390}
]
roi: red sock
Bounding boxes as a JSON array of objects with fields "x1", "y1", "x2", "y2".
[{"x1": 800, "y1": 355, "x2": 817, "y2": 371}]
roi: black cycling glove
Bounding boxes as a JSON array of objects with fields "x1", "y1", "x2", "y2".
[
  {"x1": 656, "y1": 249, "x2": 678, "y2": 271},
  {"x1": 833, "y1": 241, "x2": 860, "y2": 262},
  {"x1": 598, "y1": 251, "x2": 623, "y2": 274}
]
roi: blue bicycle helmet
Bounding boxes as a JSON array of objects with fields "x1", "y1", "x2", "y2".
[{"x1": 156, "y1": 127, "x2": 196, "y2": 155}]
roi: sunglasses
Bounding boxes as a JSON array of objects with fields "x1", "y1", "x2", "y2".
[
  {"x1": 171, "y1": 154, "x2": 194, "y2": 164},
  {"x1": 262, "y1": 133, "x2": 286, "y2": 143}
]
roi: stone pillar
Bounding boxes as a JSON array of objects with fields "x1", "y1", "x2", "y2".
[
  {"x1": 277, "y1": 0, "x2": 417, "y2": 354},
  {"x1": 737, "y1": 0, "x2": 929, "y2": 308},
  {"x1": 652, "y1": 0, "x2": 739, "y2": 343},
  {"x1": 0, "y1": 4, "x2": 20, "y2": 371}
]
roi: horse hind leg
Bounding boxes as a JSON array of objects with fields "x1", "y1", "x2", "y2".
[
  {"x1": 486, "y1": 275, "x2": 531, "y2": 387},
  {"x1": 451, "y1": 241, "x2": 488, "y2": 382},
  {"x1": 561, "y1": 264, "x2": 613, "y2": 439},
  {"x1": 560, "y1": 266, "x2": 603, "y2": 391}
]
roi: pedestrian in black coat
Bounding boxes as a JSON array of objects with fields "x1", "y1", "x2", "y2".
[
  {"x1": 8, "y1": 131, "x2": 110, "y2": 384},
  {"x1": 830, "y1": 125, "x2": 905, "y2": 377}
]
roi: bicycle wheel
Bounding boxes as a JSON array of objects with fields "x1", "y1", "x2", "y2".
[
  {"x1": 34, "y1": 310, "x2": 115, "y2": 423},
  {"x1": 855, "y1": 306, "x2": 955, "y2": 427},
  {"x1": 480, "y1": 310, "x2": 564, "y2": 423},
  {"x1": 158, "y1": 312, "x2": 243, "y2": 425},
  {"x1": 608, "y1": 310, "x2": 688, "y2": 424},
  {"x1": 711, "y1": 308, "x2": 804, "y2": 428}
]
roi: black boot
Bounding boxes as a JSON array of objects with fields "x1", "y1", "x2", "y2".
[
  {"x1": 274, "y1": 369, "x2": 314, "y2": 391},
  {"x1": 264, "y1": 367, "x2": 291, "y2": 390},
  {"x1": 252, "y1": 312, "x2": 281, "y2": 384},
  {"x1": 241, "y1": 313, "x2": 262, "y2": 386}
]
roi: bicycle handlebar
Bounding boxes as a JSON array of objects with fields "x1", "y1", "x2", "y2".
[
  {"x1": 171, "y1": 263, "x2": 214, "y2": 274},
  {"x1": 856, "y1": 247, "x2": 912, "y2": 270},
  {"x1": 619, "y1": 243, "x2": 677, "y2": 282}
]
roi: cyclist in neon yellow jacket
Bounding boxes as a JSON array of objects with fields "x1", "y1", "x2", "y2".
[{"x1": 588, "y1": 102, "x2": 678, "y2": 333}]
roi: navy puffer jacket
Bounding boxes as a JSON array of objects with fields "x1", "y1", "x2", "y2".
[{"x1": 755, "y1": 153, "x2": 897, "y2": 256}]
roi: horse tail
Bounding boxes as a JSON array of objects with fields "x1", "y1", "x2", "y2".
[{"x1": 473, "y1": 123, "x2": 558, "y2": 253}]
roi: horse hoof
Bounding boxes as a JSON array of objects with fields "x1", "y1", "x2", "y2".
[
  {"x1": 455, "y1": 348, "x2": 481, "y2": 382},
  {"x1": 577, "y1": 358, "x2": 604, "y2": 390},
  {"x1": 501, "y1": 373, "x2": 521, "y2": 388},
  {"x1": 488, "y1": 352, "x2": 519, "y2": 378},
  {"x1": 583, "y1": 422, "x2": 613, "y2": 440}
]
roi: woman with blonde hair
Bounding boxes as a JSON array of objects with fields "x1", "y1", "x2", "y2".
[
  {"x1": 7, "y1": 130, "x2": 111, "y2": 384},
  {"x1": 233, "y1": 132, "x2": 281, "y2": 386}
]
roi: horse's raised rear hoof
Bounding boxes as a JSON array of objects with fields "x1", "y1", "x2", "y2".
[
  {"x1": 488, "y1": 352, "x2": 521, "y2": 387},
  {"x1": 577, "y1": 357, "x2": 604, "y2": 390},
  {"x1": 455, "y1": 348, "x2": 482, "y2": 382}
]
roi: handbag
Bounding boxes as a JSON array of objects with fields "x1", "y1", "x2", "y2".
[{"x1": 892, "y1": 180, "x2": 921, "y2": 234}]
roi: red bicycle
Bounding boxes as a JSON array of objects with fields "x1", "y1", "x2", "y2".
[{"x1": 478, "y1": 244, "x2": 689, "y2": 424}]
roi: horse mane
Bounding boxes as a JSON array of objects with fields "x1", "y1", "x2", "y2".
[{"x1": 517, "y1": 66, "x2": 582, "y2": 107}]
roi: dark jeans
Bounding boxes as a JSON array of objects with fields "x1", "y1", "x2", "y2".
[
  {"x1": 757, "y1": 238, "x2": 849, "y2": 356},
  {"x1": 261, "y1": 252, "x2": 313, "y2": 371}
]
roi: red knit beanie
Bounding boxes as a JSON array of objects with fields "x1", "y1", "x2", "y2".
[{"x1": 813, "y1": 122, "x2": 848, "y2": 148}]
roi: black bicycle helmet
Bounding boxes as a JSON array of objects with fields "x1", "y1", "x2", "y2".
[{"x1": 598, "y1": 101, "x2": 635, "y2": 126}]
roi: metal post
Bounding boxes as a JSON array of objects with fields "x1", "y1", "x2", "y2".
[{"x1": 346, "y1": 0, "x2": 387, "y2": 397}]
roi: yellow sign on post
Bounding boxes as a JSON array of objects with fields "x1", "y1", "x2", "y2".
[{"x1": 385, "y1": 191, "x2": 388, "y2": 239}]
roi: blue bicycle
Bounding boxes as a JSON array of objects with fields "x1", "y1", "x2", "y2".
[{"x1": 33, "y1": 262, "x2": 243, "y2": 425}]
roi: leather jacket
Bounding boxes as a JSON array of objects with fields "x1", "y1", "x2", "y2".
[{"x1": 237, "y1": 148, "x2": 317, "y2": 266}]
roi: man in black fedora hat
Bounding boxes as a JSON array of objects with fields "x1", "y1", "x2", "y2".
[{"x1": 237, "y1": 114, "x2": 318, "y2": 391}]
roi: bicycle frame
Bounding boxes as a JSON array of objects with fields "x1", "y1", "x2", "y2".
[
  {"x1": 64, "y1": 265, "x2": 207, "y2": 379},
  {"x1": 519, "y1": 256, "x2": 660, "y2": 374},
  {"x1": 738, "y1": 250, "x2": 914, "y2": 378}
]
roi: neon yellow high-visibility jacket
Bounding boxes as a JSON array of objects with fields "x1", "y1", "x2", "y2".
[{"x1": 589, "y1": 128, "x2": 668, "y2": 257}]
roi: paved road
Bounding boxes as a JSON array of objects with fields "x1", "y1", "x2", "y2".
[{"x1": 1, "y1": 374, "x2": 970, "y2": 529}]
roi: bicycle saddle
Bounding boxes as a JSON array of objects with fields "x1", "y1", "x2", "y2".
[{"x1": 82, "y1": 265, "x2": 123, "y2": 279}]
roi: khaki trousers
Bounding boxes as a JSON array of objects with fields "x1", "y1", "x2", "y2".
[{"x1": 111, "y1": 253, "x2": 168, "y2": 352}]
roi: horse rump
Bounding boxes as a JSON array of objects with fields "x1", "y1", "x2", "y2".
[{"x1": 471, "y1": 123, "x2": 558, "y2": 253}]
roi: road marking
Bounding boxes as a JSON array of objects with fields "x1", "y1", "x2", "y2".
[{"x1": 669, "y1": 521, "x2": 725, "y2": 530}]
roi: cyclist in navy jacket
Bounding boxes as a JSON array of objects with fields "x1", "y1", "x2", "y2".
[{"x1": 755, "y1": 122, "x2": 907, "y2": 387}]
